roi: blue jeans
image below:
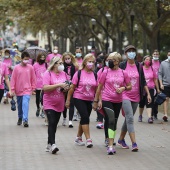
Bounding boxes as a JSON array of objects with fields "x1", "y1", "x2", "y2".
[{"x1": 17, "y1": 95, "x2": 30, "y2": 122}]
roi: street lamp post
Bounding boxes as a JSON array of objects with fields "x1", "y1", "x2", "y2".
[
  {"x1": 134, "y1": 24, "x2": 138, "y2": 47},
  {"x1": 130, "y1": 10, "x2": 135, "y2": 44},
  {"x1": 91, "y1": 18, "x2": 96, "y2": 47},
  {"x1": 105, "y1": 11, "x2": 111, "y2": 54},
  {"x1": 155, "y1": 0, "x2": 162, "y2": 51}
]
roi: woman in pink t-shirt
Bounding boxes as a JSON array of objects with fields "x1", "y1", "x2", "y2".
[
  {"x1": 33, "y1": 54, "x2": 47, "y2": 117},
  {"x1": 138, "y1": 55, "x2": 160, "y2": 123},
  {"x1": 43, "y1": 57, "x2": 70, "y2": 154},
  {"x1": 2, "y1": 49, "x2": 14, "y2": 104},
  {"x1": 66, "y1": 54, "x2": 97, "y2": 148},
  {"x1": 93, "y1": 52, "x2": 131, "y2": 155},
  {"x1": 75, "y1": 47, "x2": 83, "y2": 68},
  {"x1": 62, "y1": 52, "x2": 79, "y2": 127},
  {"x1": 0, "y1": 51, "x2": 12, "y2": 103}
]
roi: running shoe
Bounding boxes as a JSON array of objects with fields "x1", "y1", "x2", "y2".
[
  {"x1": 36, "y1": 109, "x2": 40, "y2": 117},
  {"x1": 96, "y1": 122, "x2": 104, "y2": 129},
  {"x1": 163, "y1": 116, "x2": 168, "y2": 122},
  {"x1": 118, "y1": 139, "x2": 129, "y2": 149},
  {"x1": 73, "y1": 114, "x2": 78, "y2": 121},
  {"x1": 132, "y1": 143, "x2": 138, "y2": 152},
  {"x1": 17, "y1": 118, "x2": 22, "y2": 125},
  {"x1": 62, "y1": 118, "x2": 66, "y2": 126},
  {"x1": 107, "y1": 146, "x2": 116, "y2": 155},
  {"x1": 86, "y1": 139, "x2": 93, "y2": 148},
  {"x1": 23, "y1": 121, "x2": 29, "y2": 127},
  {"x1": 68, "y1": 121, "x2": 73, "y2": 128},
  {"x1": 138, "y1": 115, "x2": 142, "y2": 122},
  {"x1": 148, "y1": 117, "x2": 153, "y2": 124},
  {"x1": 75, "y1": 137, "x2": 85, "y2": 146},
  {"x1": 45, "y1": 144, "x2": 51, "y2": 152},
  {"x1": 50, "y1": 144, "x2": 59, "y2": 154},
  {"x1": 40, "y1": 110, "x2": 45, "y2": 118}
]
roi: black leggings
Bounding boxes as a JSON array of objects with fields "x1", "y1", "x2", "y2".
[
  {"x1": 74, "y1": 98, "x2": 92, "y2": 125},
  {"x1": 36, "y1": 90, "x2": 41, "y2": 109},
  {"x1": 0, "y1": 89, "x2": 4, "y2": 103},
  {"x1": 46, "y1": 109, "x2": 61, "y2": 145},
  {"x1": 102, "y1": 101, "x2": 122, "y2": 138}
]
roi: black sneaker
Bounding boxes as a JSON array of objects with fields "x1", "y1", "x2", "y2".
[
  {"x1": 36, "y1": 109, "x2": 40, "y2": 117},
  {"x1": 17, "y1": 118, "x2": 22, "y2": 125},
  {"x1": 23, "y1": 121, "x2": 29, "y2": 127}
]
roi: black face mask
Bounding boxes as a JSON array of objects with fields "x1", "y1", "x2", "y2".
[
  {"x1": 108, "y1": 60, "x2": 114, "y2": 69},
  {"x1": 39, "y1": 59, "x2": 45, "y2": 64}
]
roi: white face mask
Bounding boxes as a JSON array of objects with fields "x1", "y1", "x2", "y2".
[
  {"x1": 168, "y1": 56, "x2": 170, "y2": 61},
  {"x1": 105, "y1": 61, "x2": 109, "y2": 67},
  {"x1": 58, "y1": 64, "x2": 64, "y2": 72},
  {"x1": 54, "y1": 50, "x2": 58, "y2": 54},
  {"x1": 23, "y1": 60, "x2": 29, "y2": 65},
  {"x1": 5, "y1": 55, "x2": 9, "y2": 58}
]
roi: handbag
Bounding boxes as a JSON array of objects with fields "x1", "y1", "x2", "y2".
[{"x1": 154, "y1": 92, "x2": 166, "y2": 105}]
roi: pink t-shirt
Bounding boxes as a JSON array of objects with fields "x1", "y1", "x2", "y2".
[
  {"x1": 46, "y1": 53, "x2": 62, "y2": 63},
  {"x1": 33, "y1": 62, "x2": 47, "y2": 89},
  {"x1": 152, "y1": 60, "x2": 160, "y2": 78},
  {"x1": 0, "y1": 62, "x2": 8, "y2": 89},
  {"x1": 72, "y1": 70, "x2": 97, "y2": 101},
  {"x1": 97, "y1": 67, "x2": 108, "y2": 83},
  {"x1": 143, "y1": 66, "x2": 157, "y2": 89},
  {"x1": 43, "y1": 71, "x2": 68, "y2": 112},
  {"x1": 10, "y1": 64, "x2": 36, "y2": 96},
  {"x1": 3, "y1": 58, "x2": 12, "y2": 75},
  {"x1": 99, "y1": 68, "x2": 130, "y2": 103},
  {"x1": 76, "y1": 58, "x2": 83, "y2": 68},
  {"x1": 123, "y1": 62, "x2": 140, "y2": 102}
]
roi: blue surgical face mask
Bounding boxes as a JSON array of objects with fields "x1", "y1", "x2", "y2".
[
  {"x1": 105, "y1": 61, "x2": 109, "y2": 67},
  {"x1": 76, "y1": 53, "x2": 82, "y2": 58},
  {"x1": 127, "y1": 52, "x2": 136, "y2": 60},
  {"x1": 153, "y1": 57, "x2": 159, "y2": 60}
]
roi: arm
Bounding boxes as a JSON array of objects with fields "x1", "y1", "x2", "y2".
[
  {"x1": 65, "y1": 84, "x2": 76, "y2": 108},
  {"x1": 154, "y1": 78, "x2": 161, "y2": 94},
  {"x1": 5, "y1": 75, "x2": 11, "y2": 94},
  {"x1": 158, "y1": 63, "x2": 164, "y2": 90},
  {"x1": 144, "y1": 86, "x2": 151, "y2": 104},
  {"x1": 93, "y1": 83, "x2": 103, "y2": 110},
  {"x1": 43, "y1": 83, "x2": 66, "y2": 92}
]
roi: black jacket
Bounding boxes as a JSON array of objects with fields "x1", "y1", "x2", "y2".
[{"x1": 119, "y1": 60, "x2": 146, "y2": 101}]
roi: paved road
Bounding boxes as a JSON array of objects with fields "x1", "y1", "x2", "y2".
[{"x1": 0, "y1": 96, "x2": 170, "y2": 170}]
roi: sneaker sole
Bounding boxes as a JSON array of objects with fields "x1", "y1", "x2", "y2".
[
  {"x1": 51, "y1": 148, "x2": 59, "y2": 154},
  {"x1": 74, "y1": 142, "x2": 85, "y2": 146},
  {"x1": 69, "y1": 125, "x2": 73, "y2": 128},
  {"x1": 87, "y1": 144, "x2": 93, "y2": 148},
  {"x1": 117, "y1": 143, "x2": 129, "y2": 149},
  {"x1": 132, "y1": 148, "x2": 138, "y2": 152},
  {"x1": 107, "y1": 152, "x2": 114, "y2": 155}
]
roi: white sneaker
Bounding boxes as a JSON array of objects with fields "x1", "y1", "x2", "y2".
[
  {"x1": 73, "y1": 115, "x2": 78, "y2": 121},
  {"x1": 75, "y1": 137, "x2": 85, "y2": 146},
  {"x1": 50, "y1": 144, "x2": 59, "y2": 154},
  {"x1": 86, "y1": 139, "x2": 93, "y2": 148},
  {"x1": 45, "y1": 144, "x2": 51, "y2": 152},
  {"x1": 69, "y1": 121, "x2": 73, "y2": 128},
  {"x1": 62, "y1": 118, "x2": 66, "y2": 126}
]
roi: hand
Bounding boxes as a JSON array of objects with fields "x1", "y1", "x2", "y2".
[
  {"x1": 160, "y1": 85, "x2": 164, "y2": 90},
  {"x1": 97, "y1": 100, "x2": 102, "y2": 110},
  {"x1": 157, "y1": 89, "x2": 161, "y2": 94},
  {"x1": 147, "y1": 95, "x2": 152, "y2": 104},
  {"x1": 65, "y1": 100, "x2": 70, "y2": 109},
  {"x1": 92, "y1": 102, "x2": 98, "y2": 111},
  {"x1": 116, "y1": 87, "x2": 124, "y2": 94},
  {"x1": 63, "y1": 84, "x2": 70, "y2": 92}
]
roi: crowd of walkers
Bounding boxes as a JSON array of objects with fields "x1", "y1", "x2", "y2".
[{"x1": 0, "y1": 45, "x2": 170, "y2": 155}]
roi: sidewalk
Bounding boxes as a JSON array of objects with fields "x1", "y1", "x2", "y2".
[{"x1": 0, "y1": 96, "x2": 170, "y2": 170}]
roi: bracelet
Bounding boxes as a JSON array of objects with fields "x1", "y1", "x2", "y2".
[{"x1": 93, "y1": 100, "x2": 98, "y2": 103}]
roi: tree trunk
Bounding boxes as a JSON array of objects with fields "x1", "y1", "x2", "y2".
[{"x1": 149, "y1": 33, "x2": 158, "y2": 53}]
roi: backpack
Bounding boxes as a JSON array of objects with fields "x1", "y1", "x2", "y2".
[{"x1": 77, "y1": 70, "x2": 97, "y2": 87}]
